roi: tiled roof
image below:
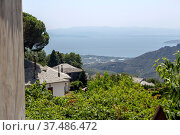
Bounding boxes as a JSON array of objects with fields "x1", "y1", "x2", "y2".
[
  {"x1": 53, "y1": 63, "x2": 83, "y2": 73},
  {"x1": 133, "y1": 77, "x2": 144, "y2": 83},
  {"x1": 38, "y1": 66, "x2": 71, "y2": 84},
  {"x1": 25, "y1": 60, "x2": 71, "y2": 85}
]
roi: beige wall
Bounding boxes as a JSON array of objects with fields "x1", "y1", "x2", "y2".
[
  {"x1": 47, "y1": 81, "x2": 70, "y2": 97},
  {"x1": 0, "y1": 0, "x2": 25, "y2": 119}
]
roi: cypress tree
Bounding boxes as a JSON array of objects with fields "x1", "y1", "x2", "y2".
[{"x1": 48, "y1": 50, "x2": 58, "y2": 67}]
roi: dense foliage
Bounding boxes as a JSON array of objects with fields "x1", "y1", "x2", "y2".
[
  {"x1": 63, "y1": 52, "x2": 82, "y2": 68},
  {"x1": 78, "y1": 70, "x2": 87, "y2": 86},
  {"x1": 25, "y1": 49, "x2": 83, "y2": 69},
  {"x1": 84, "y1": 67, "x2": 116, "y2": 76},
  {"x1": 23, "y1": 12, "x2": 49, "y2": 51},
  {"x1": 70, "y1": 81, "x2": 84, "y2": 91},
  {"x1": 24, "y1": 49, "x2": 47, "y2": 66},
  {"x1": 25, "y1": 73, "x2": 170, "y2": 120},
  {"x1": 48, "y1": 50, "x2": 59, "y2": 67},
  {"x1": 154, "y1": 51, "x2": 180, "y2": 119}
]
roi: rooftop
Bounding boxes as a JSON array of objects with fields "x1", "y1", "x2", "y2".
[
  {"x1": 53, "y1": 63, "x2": 83, "y2": 73},
  {"x1": 25, "y1": 60, "x2": 71, "y2": 85},
  {"x1": 133, "y1": 77, "x2": 144, "y2": 83},
  {"x1": 133, "y1": 77, "x2": 155, "y2": 86}
]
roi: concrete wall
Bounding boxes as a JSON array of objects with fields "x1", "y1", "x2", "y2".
[
  {"x1": 47, "y1": 81, "x2": 70, "y2": 97},
  {"x1": 0, "y1": 0, "x2": 25, "y2": 119}
]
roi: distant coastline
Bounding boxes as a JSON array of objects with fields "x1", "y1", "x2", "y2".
[
  {"x1": 164, "y1": 40, "x2": 180, "y2": 44},
  {"x1": 45, "y1": 27, "x2": 180, "y2": 57}
]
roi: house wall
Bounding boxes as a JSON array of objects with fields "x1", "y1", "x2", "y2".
[
  {"x1": 47, "y1": 81, "x2": 70, "y2": 97},
  {"x1": 0, "y1": 0, "x2": 25, "y2": 119}
]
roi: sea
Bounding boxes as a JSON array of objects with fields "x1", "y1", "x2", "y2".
[{"x1": 44, "y1": 27, "x2": 180, "y2": 58}]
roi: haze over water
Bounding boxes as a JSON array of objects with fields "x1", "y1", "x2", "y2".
[
  {"x1": 45, "y1": 27, "x2": 180, "y2": 57},
  {"x1": 23, "y1": 0, "x2": 180, "y2": 57}
]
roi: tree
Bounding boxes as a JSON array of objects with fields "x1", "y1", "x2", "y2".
[
  {"x1": 56, "y1": 51, "x2": 64, "y2": 64},
  {"x1": 70, "y1": 81, "x2": 83, "y2": 91},
  {"x1": 24, "y1": 49, "x2": 47, "y2": 66},
  {"x1": 37, "y1": 50, "x2": 47, "y2": 66},
  {"x1": 64, "y1": 52, "x2": 82, "y2": 68},
  {"x1": 78, "y1": 70, "x2": 87, "y2": 86},
  {"x1": 48, "y1": 50, "x2": 58, "y2": 67},
  {"x1": 24, "y1": 49, "x2": 34, "y2": 61},
  {"x1": 23, "y1": 12, "x2": 49, "y2": 51},
  {"x1": 154, "y1": 51, "x2": 180, "y2": 119}
]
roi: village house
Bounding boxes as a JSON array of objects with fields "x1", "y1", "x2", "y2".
[
  {"x1": 53, "y1": 63, "x2": 83, "y2": 81},
  {"x1": 133, "y1": 77, "x2": 155, "y2": 86},
  {"x1": 25, "y1": 60, "x2": 71, "y2": 97}
]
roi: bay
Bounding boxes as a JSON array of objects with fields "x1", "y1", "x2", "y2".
[{"x1": 45, "y1": 27, "x2": 180, "y2": 57}]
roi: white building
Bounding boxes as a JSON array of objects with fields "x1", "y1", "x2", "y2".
[
  {"x1": 133, "y1": 77, "x2": 155, "y2": 86},
  {"x1": 39, "y1": 66, "x2": 71, "y2": 97},
  {"x1": 25, "y1": 60, "x2": 71, "y2": 97}
]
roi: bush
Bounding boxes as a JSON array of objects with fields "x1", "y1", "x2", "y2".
[
  {"x1": 25, "y1": 73, "x2": 172, "y2": 120},
  {"x1": 154, "y1": 51, "x2": 180, "y2": 119},
  {"x1": 146, "y1": 78, "x2": 160, "y2": 84},
  {"x1": 70, "y1": 81, "x2": 84, "y2": 91}
]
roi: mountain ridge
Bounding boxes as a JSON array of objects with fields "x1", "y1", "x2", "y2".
[{"x1": 83, "y1": 44, "x2": 180, "y2": 78}]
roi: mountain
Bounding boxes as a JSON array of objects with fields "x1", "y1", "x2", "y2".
[
  {"x1": 83, "y1": 44, "x2": 180, "y2": 78},
  {"x1": 81, "y1": 55, "x2": 130, "y2": 65},
  {"x1": 164, "y1": 40, "x2": 180, "y2": 44}
]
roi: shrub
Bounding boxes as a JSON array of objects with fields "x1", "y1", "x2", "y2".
[
  {"x1": 154, "y1": 51, "x2": 180, "y2": 119},
  {"x1": 70, "y1": 81, "x2": 84, "y2": 91},
  {"x1": 25, "y1": 73, "x2": 171, "y2": 120}
]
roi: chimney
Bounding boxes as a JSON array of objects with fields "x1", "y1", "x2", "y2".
[
  {"x1": 34, "y1": 55, "x2": 37, "y2": 79},
  {"x1": 61, "y1": 65, "x2": 63, "y2": 73},
  {"x1": 58, "y1": 66, "x2": 60, "y2": 77}
]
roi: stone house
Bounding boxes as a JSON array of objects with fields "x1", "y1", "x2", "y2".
[
  {"x1": 53, "y1": 63, "x2": 83, "y2": 82},
  {"x1": 25, "y1": 60, "x2": 71, "y2": 97}
]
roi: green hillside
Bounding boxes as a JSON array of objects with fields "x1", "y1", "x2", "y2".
[{"x1": 84, "y1": 44, "x2": 180, "y2": 78}]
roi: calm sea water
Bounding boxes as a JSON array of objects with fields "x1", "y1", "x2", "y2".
[{"x1": 45, "y1": 27, "x2": 180, "y2": 57}]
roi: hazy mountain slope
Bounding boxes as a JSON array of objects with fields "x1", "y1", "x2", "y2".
[
  {"x1": 126, "y1": 44, "x2": 180, "y2": 77},
  {"x1": 81, "y1": 55, "x2": 129, "y2": 65},
  {"x1": 84, "y1": 44, "x2": 180, "y2": 78}
]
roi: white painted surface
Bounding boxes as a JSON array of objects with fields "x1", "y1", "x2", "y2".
[{"x1": 47, "y1": 81, "x2": 70, "y2": 97}]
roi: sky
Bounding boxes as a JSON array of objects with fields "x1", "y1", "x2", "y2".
[{"x1": 23, "y1": 0, "x2": 180, "y2": 30}]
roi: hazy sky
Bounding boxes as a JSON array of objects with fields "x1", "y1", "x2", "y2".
[{"x1": 23, "y1": 0, "x2": 180, "y2": 30}]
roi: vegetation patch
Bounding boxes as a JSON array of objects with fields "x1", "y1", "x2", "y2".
[{"x1": 25, "y1": 73, "x2": 171, "y2": 120}]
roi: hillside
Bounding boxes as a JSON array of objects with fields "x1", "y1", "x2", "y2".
[
  {"x1": 81, "y1": 55, "x2": 129, "y2": 65},
  {"x1": 83, "y1": 44, "x2": 180, "y2": 78}
]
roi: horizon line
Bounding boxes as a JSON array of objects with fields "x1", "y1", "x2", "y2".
[{"x1": 47, "y1": 26, "x2": 180, "y2": 31}]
